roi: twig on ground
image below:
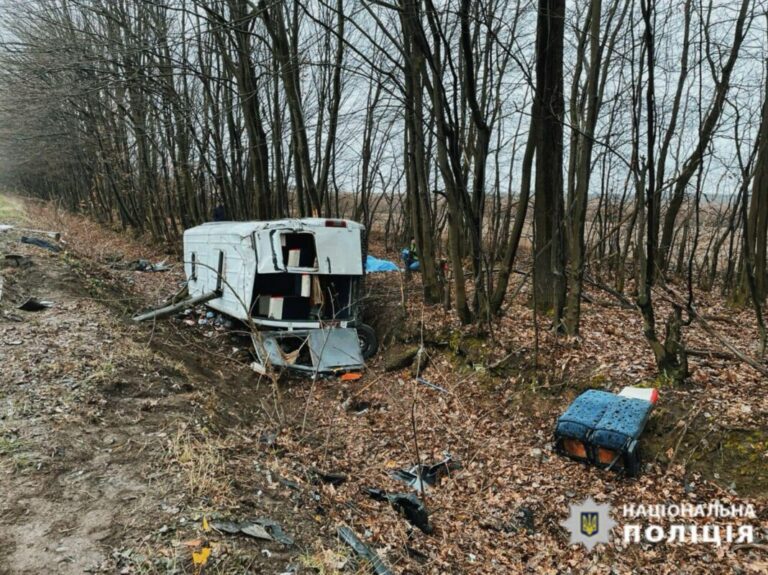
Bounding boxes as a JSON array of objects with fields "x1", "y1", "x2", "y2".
[
  {"x1": 667, "y1": 404, "x2": 703, "y2": 471},
  {"x1": 410, "y1": 400, "x2": 425, "y2": 504}
]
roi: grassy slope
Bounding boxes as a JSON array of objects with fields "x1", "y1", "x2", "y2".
[{"x1": 0, "y1": 192, "x2": 25, "y2": 222}]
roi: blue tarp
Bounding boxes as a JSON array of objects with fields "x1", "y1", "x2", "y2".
[{"x1": 365, "y1": 255, "x2": 400, "y2": 273}]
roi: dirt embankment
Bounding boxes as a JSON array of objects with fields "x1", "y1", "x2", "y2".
[{"x1": 0, "y1": 199, "x2": 330, "y2": 573}]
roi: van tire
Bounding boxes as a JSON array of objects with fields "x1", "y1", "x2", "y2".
[{"x1": 356, "y1": 324, "x2": 379, "y2": 359}]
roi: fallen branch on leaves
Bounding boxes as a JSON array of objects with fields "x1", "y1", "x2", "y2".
[
  {"x1": 685, "y1": 348, "x2": 737, "y2": 361},
  {"x1": 692, "y1": 315, "x2": 768, "y2": 377},
  {"x1": 667, "y1": 404, "x2": 703, "y2": 471},
  {"x1": 583, "y1": 274, "x2": 635, "y2": 309},
  {"x1": 654, "y1": 285, "x2": 768, "y2": 378}
]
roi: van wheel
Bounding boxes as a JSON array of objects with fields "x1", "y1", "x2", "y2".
[{"x1": 356, "y1": 324, "x2": 379, "y2": 359}]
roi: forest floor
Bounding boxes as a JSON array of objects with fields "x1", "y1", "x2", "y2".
[{"x1": 0, "y1": 193, "x2": 767, "y2": 574}]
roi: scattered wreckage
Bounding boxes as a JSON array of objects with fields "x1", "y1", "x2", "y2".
[
  {"x1": 134, "y1": 218, "x2": 379, "y2": 375},
  {"x1": 0, "y1": 224, "x2": 62, "y2": 312}
]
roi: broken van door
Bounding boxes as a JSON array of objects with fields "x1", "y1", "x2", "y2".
[
  {"x1": 313, "y1": 226, "x2": 363, "y2": 275},
  {"x1": 309, "y1": 328, "x2": 364, "y2": 371},
  {"x1": 254, "y1": 229, "x2": 286, "y2": 274}
]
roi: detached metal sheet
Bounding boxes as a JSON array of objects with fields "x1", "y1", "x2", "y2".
[
  {"x1": 314, "y1": 228, "x2": 363, "y2": 275},
  {"x1": 308, "y1": 328, "x2": 364, "y2": 371},
  {"x1": 253, "y1": 328, "x2": 364, "y2": 373}
]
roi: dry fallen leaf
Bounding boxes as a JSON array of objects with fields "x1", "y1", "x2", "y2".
[{"x1": 192, "y1": 546, "x2": 211, "y2": 569}]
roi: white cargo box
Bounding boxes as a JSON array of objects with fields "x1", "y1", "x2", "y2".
[
  {"x1": 135, "y1": 217, "x2": 377, "y2": 374},
  {"x1": 183, "y1": 218, "x2": 364, "y2": 327}
]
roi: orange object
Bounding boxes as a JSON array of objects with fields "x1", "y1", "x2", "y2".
[
  {"x1": 340, "y1": 372, "x2": 362, "y2": 381},
  {"x1": 597, "y1": 447, "x2": 618, "y2": 465},
  {"x1": 562, "y1": 438, "x2": 587, "y2": 459}
]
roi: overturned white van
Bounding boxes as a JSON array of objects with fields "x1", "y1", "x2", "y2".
[{"x1": 182, "y1": 218, "x2": 377, "y2": 373}]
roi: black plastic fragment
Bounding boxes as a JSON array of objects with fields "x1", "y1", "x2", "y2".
[
  {"x1": 21, "y1": 236, "x2": 61, "y2": 253},
  {"x1": 210, "y1": 520, "x2": 241, "y2": 535},
  {"x1": 391, "y1": 454, "x2": 461, "y2": 491},
  {"x1": 18, "y1": 297, "x2": 53, "y2": 312},
  {"x1": 277, "y1": 475, "x2": 301, "y2": 490},
  {"x1": 337, "y1": 526, "x2": 393, "y2": 575},
  {"x1": 364, "y1": 488, "x2": 433, "y2": 534},
  {"x1": 514, "y1": 506, "x2": 535, "y2": 534},
  {"x1": 3, "y1": 254, "x2": 32, "y2": 268},
  {"x1": 256, "y1": 518, "x2": 294, "y2": 545},
  {"x1": 310, "y1": 468, "x2": 347, "y2": 486}
]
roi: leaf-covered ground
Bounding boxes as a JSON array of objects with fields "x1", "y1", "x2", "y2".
[{"x1": 1, "y1": 195, "x2": 766, "y2": 574}]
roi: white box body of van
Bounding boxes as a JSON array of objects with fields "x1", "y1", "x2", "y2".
[{"x1": 183, "y1": 218, "x2": 365, "y2": 330}]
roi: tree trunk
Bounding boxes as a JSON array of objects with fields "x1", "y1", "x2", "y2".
[
  {"x1": 565, "y1": 0, "x2": 602, "y2": 335},
  {"x1": 532, "y1": 0, "x2": 566, "y2": 323}
]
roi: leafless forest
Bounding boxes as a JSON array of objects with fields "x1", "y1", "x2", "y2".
[
  {"x1": 2, "y1": 0, "x2": 768, "y2": 380},
  {"x1": 1, "y1": 0, "x2": 768, "y2": 573}
]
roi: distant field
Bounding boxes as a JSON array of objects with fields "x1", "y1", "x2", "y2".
[{"x1": 0, "y1": 193, "x2": 24, "y2": 222}]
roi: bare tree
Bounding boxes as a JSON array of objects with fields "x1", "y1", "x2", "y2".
[{"x1": 532, "y1": 0, "x2": 566, "y2": 323}]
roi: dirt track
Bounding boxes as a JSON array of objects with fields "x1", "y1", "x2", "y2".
[{"x1": 0, "y1": 200, "x2": 328, "y2": 573}]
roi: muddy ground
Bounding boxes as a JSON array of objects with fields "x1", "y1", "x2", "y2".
[{"x1": 1, "y1": 195, "x2": 767, "y2": 574}]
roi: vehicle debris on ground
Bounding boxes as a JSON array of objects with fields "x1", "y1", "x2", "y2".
[
  {"x1": 21, "y1": 235, "x2": 61, "y2": 252},
  {"x1": 391, "y1": 453, "x2": 461, "y2": 492},
  {"x1": 309, "y1": 468, "x2": 347, "y2": 486},
  {"x1": 17, "y1": 297, "x2": 53, "y2": 311},
  {"x1": 110, "y1": 258, "x2": 171, "y2": 272},
  {"x1": 210, "y1": 518, "x2": 294, "y2": 545},
  {"x1": 365, "y1": 488, "x2": 433, "y2": 534},
  {"x1": 337, "y1": 526, "x2": 393, "y2": 575},
  {"x1": 3, "y1": 254, "x2": 32, "y2": 268}
]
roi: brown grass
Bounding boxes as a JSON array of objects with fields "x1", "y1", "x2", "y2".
[{"x1": 164, "y1": 426, "x2": 233, "y2": 504}]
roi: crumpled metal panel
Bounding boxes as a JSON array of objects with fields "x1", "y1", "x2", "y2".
[
  {"x1": 259, "y1": 335, "x2": 298, "y2": 367},
  {"x1": 309, "y1": 328, "x2": 364, "y2": 371},
  {"x1": 253, "y1": 328, "x2": 364, "y2": 373}
]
